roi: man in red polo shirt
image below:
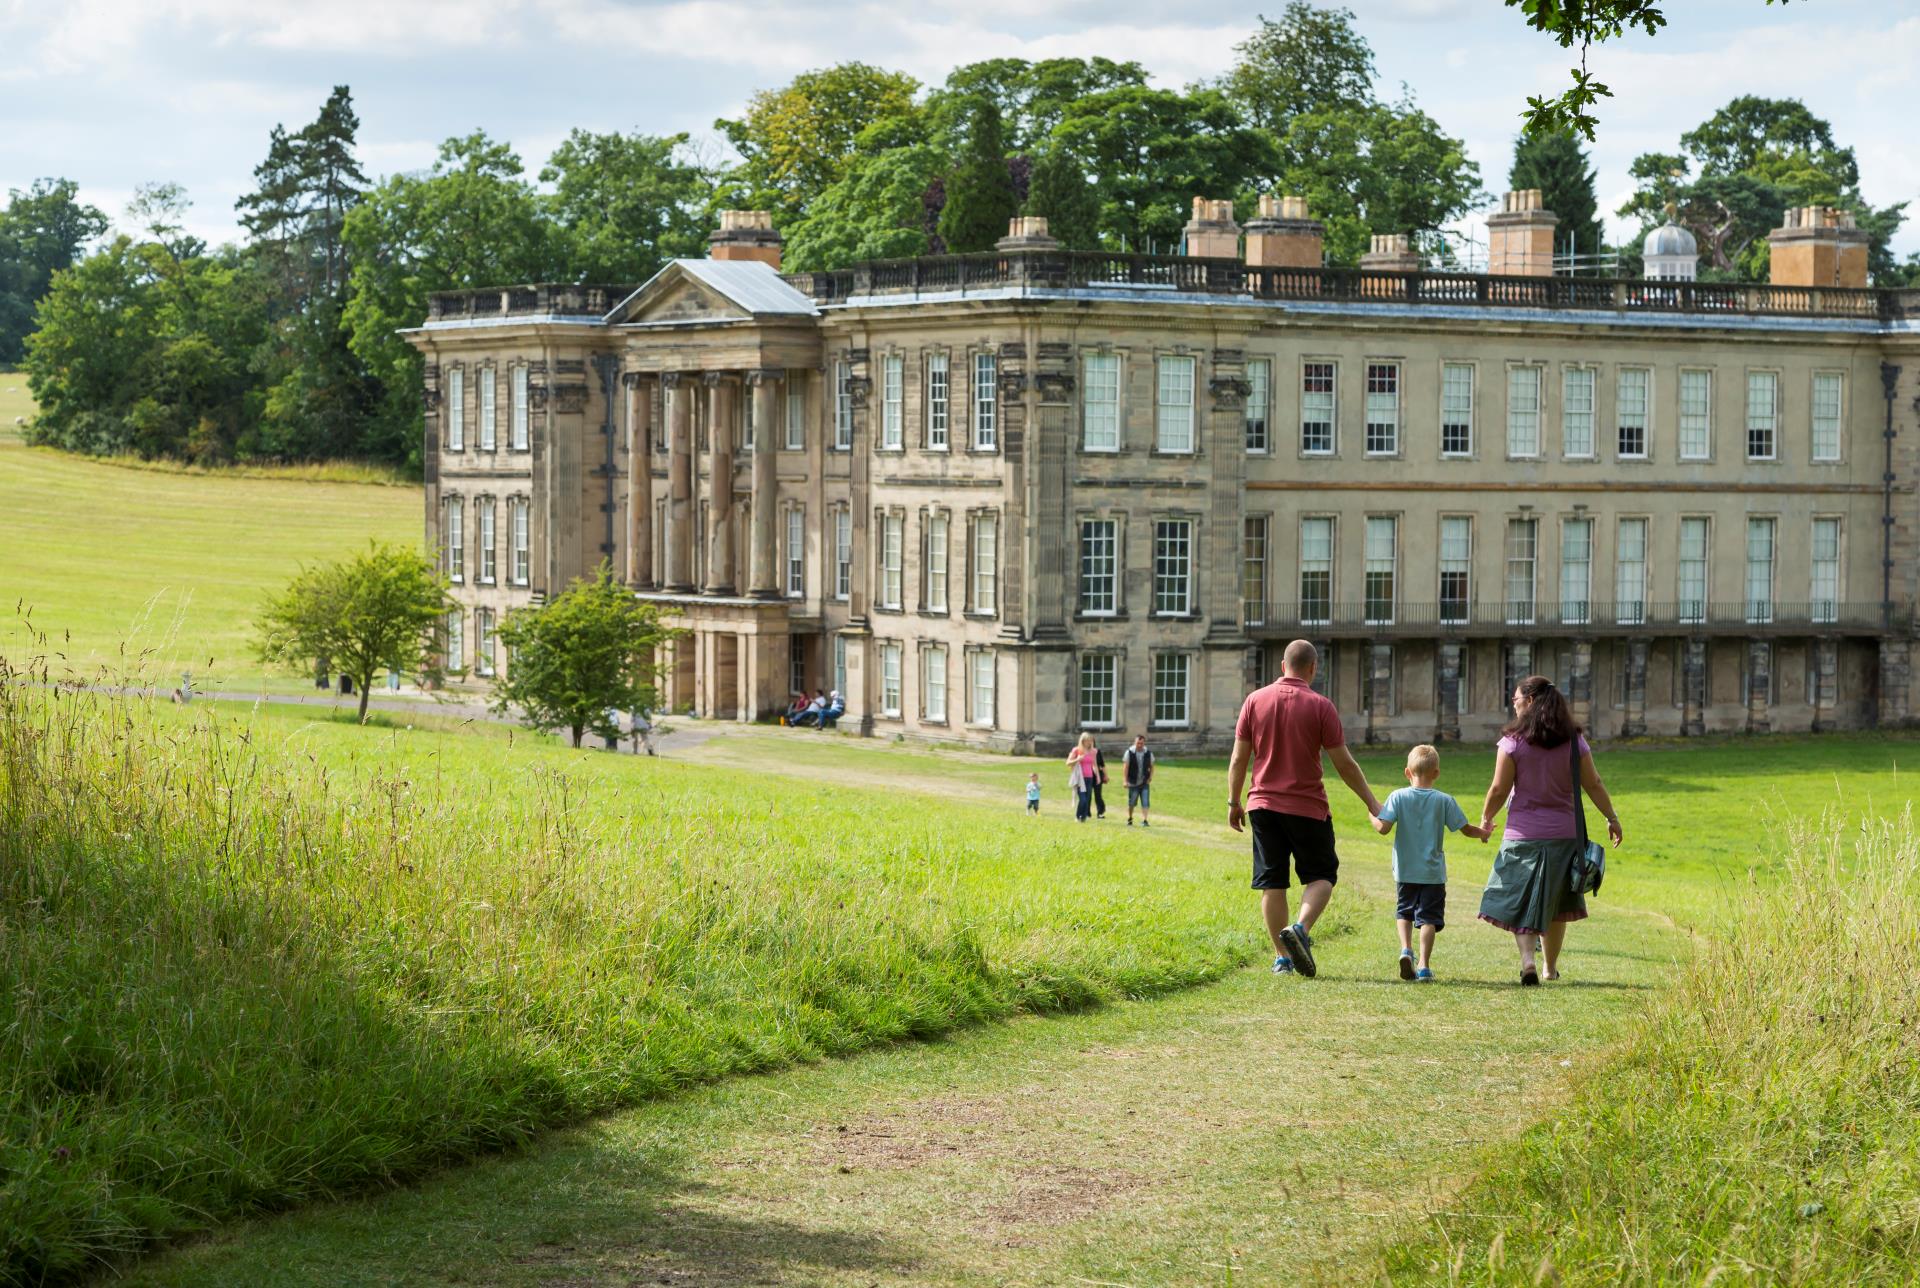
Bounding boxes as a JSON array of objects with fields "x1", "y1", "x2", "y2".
[{"x1": 1228, "y1": 639, "x2": 1381, "y2": 977}]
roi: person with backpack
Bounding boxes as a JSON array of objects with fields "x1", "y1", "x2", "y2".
[{"x1": 1123, "y1": 734, "x2": 1154, "y2": 827}]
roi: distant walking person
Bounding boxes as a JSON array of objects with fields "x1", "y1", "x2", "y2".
[
  {"x1": 1025, "y1": 772, "x2": 1041, "y2": 815},
  {"x1": 1477, "y1": 675, "x2": 1624, "y2": 986},
  {"x1": 1088, "y1": 736, "x2": 1109, "y2": 819},
  {"x1": 1066, "y1": 733, "x2": 1095, "y2": 822},
  {"x1": 1227, "y1": 640, "x2": 1381, "y2": 978},
  {"x1": 1123, "y1": 734, "x2": 1155, "y2": 826}
]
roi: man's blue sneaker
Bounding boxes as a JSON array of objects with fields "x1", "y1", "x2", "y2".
[
  {"x1": 1278, "y1": 923, "x2": 1317, "y2": 978},
  {"x1": 1272, "y1": 955, "x2": 1296, "y2": 975},
  {"x1": 1416, "y1": 968, "x2": 1435, "y2": 982},
  {"x1": 1398, "y1": 950, "x2": 1416, "y2": 981}
]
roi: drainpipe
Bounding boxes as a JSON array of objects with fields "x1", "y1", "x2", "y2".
[{"x1": 1882, "y1": 361, "x2": 1900, "y2": 629}]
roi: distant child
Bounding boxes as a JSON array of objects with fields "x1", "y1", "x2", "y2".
[
  {"x1": 1026, "y1": 773, "x2": 1042, "y2": 814},
  {"x1": 1370, "y1": 744, "x2": 1491, "y2": 981}
]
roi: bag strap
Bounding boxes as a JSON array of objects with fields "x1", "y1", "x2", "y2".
[{"x1": 1570, "y1": 736, "x2": 1589, "y2": 851}]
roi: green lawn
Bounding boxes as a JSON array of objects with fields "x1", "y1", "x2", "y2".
[{"x1": 0, "y1": 386, "x2": 416, "y2": 692}]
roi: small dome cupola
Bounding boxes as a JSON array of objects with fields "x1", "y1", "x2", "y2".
[{"x1": 1644, "y1": 207, "x2": 1698, "y2": 281}]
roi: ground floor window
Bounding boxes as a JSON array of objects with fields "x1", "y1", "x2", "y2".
[
  {"x1": 833, "y1": 636, "x2": 848, "y2": 697},
  {"x1": 474, "y1": 608, "x2": 495, "y2": 678},
  {"x1": 445, "y1": 610, "x2": 464, "y2": 674},
  {"x1": 790, "y1": 635, "x2": 807, "y2": 694},
  {"x1": 1151, "y1": 653, "x2": 1190, "y2": 727},
  {"x1": 969, "y1": 649, "x2": 995, "y2": 727},
  {"x1": 923, "y1": 645, "x2": 948, "y2": 722},
  {"x1": 1502, "y1": 643, "x2": 1533, "y2": 712},
  {"x1": 1079, "y1": 653, "x2": 1118, "y2": 727},
  {"x1": 880, "y1": 643, "x2": 902, "y2": 717}
]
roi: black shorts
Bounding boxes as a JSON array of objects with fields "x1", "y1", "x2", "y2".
[
  {"x1": 1396, "y1": 882, "x2": 1447, "y2": 931},
  {"x1": 1249, "y1": 809, "x2": 1340, "y2": 890}
]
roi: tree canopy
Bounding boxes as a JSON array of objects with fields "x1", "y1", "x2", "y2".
[
  {"x1": 715, "y1": 63, "x2": 921, "y2": 220},
  {"x1": 1510, "y1": 129, "x2": 1603, "y2": 262},
  {"x1": 0, "y1": 179, "x2": 109, "y2": 366}
]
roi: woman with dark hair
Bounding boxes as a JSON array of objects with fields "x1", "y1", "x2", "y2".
[{"x1": 1477, "y1": 675, "x2": 1624, "y2": 985}]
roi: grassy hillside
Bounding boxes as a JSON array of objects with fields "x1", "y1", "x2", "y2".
[{"x1": 0, "y1": 385, "x2": 416, "y2": 692}]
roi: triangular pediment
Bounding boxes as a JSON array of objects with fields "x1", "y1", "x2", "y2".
[
  {"x1": 617, "y1": 271, "x2": 750, "y2": 325},
  {"x1": 607, "y1": 259, "x2": 819, "y2": 326}
]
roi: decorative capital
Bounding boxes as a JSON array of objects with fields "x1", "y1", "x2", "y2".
[
  {"x1": 421, "y1": 387, "x2": 442, "y2": 411},
  {"x1": 621, "y1": 371, "x2": 645, "y2": 391},
  {"x1": 845, "y1": 374, "x2": 873, "y2": 408},
  {"x1": 1035, "y1": 371, "x2": 1076, "y2": 401},
  {"x1": 1209, "y1": 375, "x2": 1251, "y2": 409},
  {"x1": 660, "y1": 371, "x2": 685, "y2": 390},
  {"x1": 554, "y1": 383, "x2": 588, "y2": 414},
  {"x1": 745, "y1": 368, "x2": 785, "y2": 387},
  {"x1": 997, "y1": 372, "x2": 1029, "y2": 398}
]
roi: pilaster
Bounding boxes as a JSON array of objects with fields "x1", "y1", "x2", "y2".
[
  {"x1": 1681, "y1": 638, "x2": 1707, "y2": 736},
  {"x1": 1879, "y1": 638, "x2": 1912, "y2": 727},
  {"x1": 1746, "y1": 638, "x2": 1772, "y2": 734},
  {"x1": 747, "y1": 370, "x2": 782, "y2": 598},
  {"x1": 1811, "y1": 637, "x2": 1839, "y2": 731},
  {"x1": 1435, "y1": 642, "x2": 1464, "y2": 742},
  {"x1": 623, "y1": 372, "x2": 654, "y2": 589},
  {"x1": 1566, "y1": 639, "x2": 1593, "y2": 731},
  {"x1": 1621, "y1": 638, "x2": 1649, "y2": 737},
  {"x1": 663, "y1": 373, "x2": 694, "y2": 592}
]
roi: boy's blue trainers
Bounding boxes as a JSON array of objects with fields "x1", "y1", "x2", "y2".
[
  {"x1": 1416, "y1": 968, "x2": 1435, "y2": 982},
  {"x1": 1398, "y1": 950, "x2": 1416, "y2": 981},
  {"x1": 1271, "y1": 955, "x2": 1295, "y2": 975},
  {"x1": 1278, "y1": 923, "x2": 1316, "y2": 977}
]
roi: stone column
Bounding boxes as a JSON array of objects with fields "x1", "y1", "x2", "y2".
[
  {"x1": 1681, "y1": 638, "x2": 1707, "y2": 736},
  {"x1": 1811, "y1": 637, "x2": 1838, "y2": 731},
  {"x1": 1746, "y1": 638, "x2": 1772, "y2": 733},
  {"x1": 1879, "y1": 638, "x2": 1911, "y2": 727},
  {"x1": 1567, "y1": 639, "x2": 1594, "y2": 731},
  {"x1": 1435, "y1": 642, "x2": 1463, "y2": 742},
  {"x1": 1621, "y1": 638, "x2": 1649, "y2": 737},
  {"x1": 1365, "y1": 642, "x2": 1392, "y2": 744},
  {"x1": 748, "y1": 370, "x2": 782, "y2": 598},
  {"x1": 664, "y1": 373, "x2": 694, "y2": 591},
  {"x1": 704, "y1": 373, "x2": 738, "y2": 595},
  {"x1": 623, "y1": 372, "x2": 654, "y2": 588}
]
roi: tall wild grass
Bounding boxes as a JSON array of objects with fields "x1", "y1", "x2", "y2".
[
  {"x1": 0, "y1": 658, "x2": 1248, "y2": 1282},
  {"x1": 1384, "y1": 813, "x2": 1920, "y2": 1285}
]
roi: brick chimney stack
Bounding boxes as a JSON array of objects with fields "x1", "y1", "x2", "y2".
[
  {"x1": 1768, "y1": 206, "x2": 1869, "y2": 288},
  {"x1": 1487, "y1": 189, "x2": 1557, "y2": 276},
  {"x1": 1243, "y1": 195, "x2": 1324, "y2": 269},
  {"x1": 709, "y1": 210, "x2": 783, "y2": 269},
  {"x1": 1183, "y1": 198, "x2": 1240, "y2": 258},
  {"x1": 1359, "y1": 234, "x2": 1422, "y2": 272}
]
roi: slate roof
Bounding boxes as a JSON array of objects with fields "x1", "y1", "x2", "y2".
[{"x1": 608, "y1": 258, "x2": 819, "y2": 322}]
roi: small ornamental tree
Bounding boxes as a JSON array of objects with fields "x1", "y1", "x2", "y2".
[
  {"x1": 255, "y1": 540, "x2": 450, "y2": 723},
  {"x1": 491, "y1": 564, "x2": 677, "y2": 748}
]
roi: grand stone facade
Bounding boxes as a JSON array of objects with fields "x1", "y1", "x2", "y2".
[{"x1": 409, "y1": 198, "x2": 1920, "y2": 753}]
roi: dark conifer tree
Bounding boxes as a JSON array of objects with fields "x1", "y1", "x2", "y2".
[
  {"x1": 1023, "y1": 149, "x2": 1100, "y2": 249},
  {"x1": 1510, "y1": 129, "x2": 1604, "y2": 263},
  {"x1": 937, "y1": 100, "x2": 1019, "y2": 253}
]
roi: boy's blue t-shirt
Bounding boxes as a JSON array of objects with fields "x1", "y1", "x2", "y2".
[
  {"x1": 1378, "y1": 786, "x2": 1469, "y2": 884},
  {"x1": 1026, "y1": 782, "x2": 1041, "y2": 801}
]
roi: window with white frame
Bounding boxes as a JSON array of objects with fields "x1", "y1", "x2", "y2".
[
  {"x1": 785, "y1": 376, "x2": 805, "y2": 450},
  {"x1": 1811, "y1": 372, "x2": 1843, "y2": 462},
  {"x1": 1364, "y1": 515, "x2": 1396, "y2": 625},
  {"x1": 1301, "y1": 361, "x2": 1336, "y2": 454},
  {"x1": 1617, "y1": 367, "x2": 1649, "y2": 459},
  {"x1": 1616, "y1": 518, "x2": 1648, "y2": 626},
  {"x1": 446, "y1": 367, "x2": 465, "y2": 451},
  {"x1": 1561, "y1": 518, "x2": 1593, "y2": 625},
  {"x1": 444, "y1": 496, "x2": 464, "y2": 582},
  {"x1": 1156, "y1": 355, "x2": 1195, "y2": 452},
  {"x1": 926, "y1": 353, "x2": 949, "y2": 449},
  {"x1": 1152, "y1": 518, "x2": 1192, "y2": 615},
  {"x1": 1563, "y1": 367, "x2": 1595, "y2": 458},
  {"x1": 1679, "y1": 369, "x2": 1712, "y2": 460},
  {"x1": 924, "y1": 645, "x2": 947, "y2": 722},
  {"x1": 880, "y1": 512, "x2": 903, "y2": 609},
  {"x1": 881, "y1": 354, "x2": 903, "y2": 450},
  {"x1": 832, "y1": 635, "x2": 847, "y2": 696},
  {"x1": 1080, "y1": 518, "x2": 1117, "y2": 615},
  {"x1": 1245, "y1": 357, "x2": 1271, "y2": 453},
  {"x1": 1151, "y1": 653, "x2": 1190, "y2": 727},
  {"x1": 834, "y1": 507, "x2": 852, "y2": 600},
  {"x1": 1504, "y1": 517, "x2": 1537, "y2": 625},
  {"x1": 478, "y1": 366, "x2": 497, "y2": 451},
  {"x1": 969, "y1": 649, "x2": 995, "y2": 725},
  {"x1": 973, "y1": 353, "x2": 997, "y2": 450},
  {"x1": 445, "y1": 610, "x2": 464, "y2": 672},
  {"x1": 1440, "y1": 362, "x2": 1473, "y2": 456},
  {"x1": 833, "y1": 360, "x2": 853, "y2": 450},
  {"x1": 1746, "y1": 371, "x2": 1778, "y2": 461},
  {"x1": 475, "y1": 608, "x2": 495, "y2": 677},
  {"x1": 1083, "y1": 353, "x2": 1120, "y2": 451},
  {"x1": 1242, "y1": 515, "x2": 1268, "y2": 627},
  {"x1": 1811, "y1": 518, "x2": 1841, "y2": 623},
  {"x1": 1678, "y1": 517, "x2": 1709, "y2": 624},
  {"x1": 510, "y1": 365, "x2": 528, "y2": 450},
  {"x1": 789, "y1": 635, "x2": 806, "y2": 692},
  {"x1": 971, "y1": 513, "x2": 997, "y2": 613},
  {"x1": 1506, "y1": 366, "x2": 1541, "y2": 457},
  {"x1": 926, "y1": 511, "x2": 948, "y2": 613},
  {"x1": 510, "y1": 497, "x2": 530, "y2": 586},
  {"x1": 478, "y1": 500, "x2": 496, "y2": 585},
  {"x1": 1364, "y1": 362, "x2": 1400, "y2": 455},
  {"x1": 1439, "y1": 516, "x2": 1471, "y2": 624},
  {"x1": 785, "y1": 507, "x2": 805, "y2": 598},
  {"x1": 880, "y1": 643, "x2": 902, "y2": 717},
  {"x1": 1299, "y1": 517, "x2": 1333, "y2": 625},
  {"x1": 1079, "y1": 653, "x2": 1117, "y2": 727},
  {"x1": 1746, "y1": 516, "x2": 1776, "y2": 623}
]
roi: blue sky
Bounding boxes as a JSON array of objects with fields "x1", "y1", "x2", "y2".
[{"x1": 3, "y1": 0, "x2": 1914, "y2": 258}]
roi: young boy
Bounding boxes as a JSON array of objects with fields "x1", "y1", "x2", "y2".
[
  {"x1": 1025, "y1": 772, "x2": 1042, "y2": 815},
  {"x1": 1370, "y1": 744, "x2": 1491, "y2": 981}
]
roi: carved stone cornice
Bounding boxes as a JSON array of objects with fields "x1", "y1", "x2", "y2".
[
  {"x1": 998, "y1": 341, "x2": 1027, "y2": 360},
  {"x1": 1035, "y1": 341, "x2": 1071, "y2": 360},
  {"x1": 1212, "y1": 348, "x2": 1245, "y2": 365}
]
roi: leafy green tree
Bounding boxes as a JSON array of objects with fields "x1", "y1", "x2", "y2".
[
  {"x1": 938, "y1": 100, "x2": 1020, "y2": 253},
  {"x1": 540, "y1": 129, "x2": 712, "y2": 284},
  {"x1": 297, "y1": 86, "x2": 369, "y2": 296},
  {"x1": 491, "y1": 564, "x2": 677, "y2": 748},
  {"x1": 785, "y1": 142, "x2": 949, "y2": 270},
  {"x1": 254, "y1": 540, "x2": 450, "y2": 724},
  {"x1": 1221, "y1": 3, "x2": 1377, "y2": 132},
  {"x1": 0, "y1": 178, "x2": 109, "y2": 366},
  {"x1": 1510, "y1": 128, "x2": 1604, "y2": 261},
  {"x1": 1023, "y1": 148, "x2": 1101, "y2": 249},
  {"x1": 930, "y1": 58, "x2": 1147, "y2": 152},
  {"x1": 715, "y1": 63, "x2": 922, "y2": 220},
  {"x1": 1050, "y1": 87, "x2": 1278, "y2": 253},
  {"x1": 22, "y1": 237, "x2": 161, "y2": 453}
]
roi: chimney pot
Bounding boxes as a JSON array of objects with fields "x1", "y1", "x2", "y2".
[
  {"x1": 1487, "y1": 189, "x2": 1558, "y2": 276},
  {"x1": 1768, "y1": 204, "x2": 1869, "y2": 288},
  {"x1": 1183, "y1": 196, "x2": 1241, "y2": 259},
  {"x1": 1243, "y1": 193, "x2": 1323, "y2": 269},
  {"x1": 709, "y1": 209, "x2": 784, "y2": 269}
]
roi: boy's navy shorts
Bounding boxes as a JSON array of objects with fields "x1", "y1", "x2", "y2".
[{"x1": 1396, "y1": 881, "x2": 1446, "y2": 930}]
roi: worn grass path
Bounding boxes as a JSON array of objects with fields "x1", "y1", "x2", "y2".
[{"x1": 127, "y1": 729, "x2": 1687, "y2": 1287}]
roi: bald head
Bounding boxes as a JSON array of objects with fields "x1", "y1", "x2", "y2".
[{"x1": 1282, "y1": 639, "x2": 1319, "y2": 679}]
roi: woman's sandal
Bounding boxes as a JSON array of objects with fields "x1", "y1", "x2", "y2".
[
  {"x1": 1544, "y1": 969, "x2": 1561, "y2": 981},
  {"x1": 1520, "y1": 967, "x2": 1540, "y2": 987}
]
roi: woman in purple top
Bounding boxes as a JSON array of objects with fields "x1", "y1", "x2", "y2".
[{"x1": 1476, "y1": 675, "x2": 1624, "y2": 986}]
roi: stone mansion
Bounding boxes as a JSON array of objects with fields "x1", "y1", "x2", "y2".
[{"x1": 411, "y1": 194, "x2": 1920, "y2": 753}]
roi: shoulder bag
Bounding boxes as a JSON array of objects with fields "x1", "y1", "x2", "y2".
[{"x1": 1569, "y1": 737, "x2": 1606, "y2": 896}]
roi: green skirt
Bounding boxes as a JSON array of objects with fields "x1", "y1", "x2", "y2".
[{"x1": 1478, "y1": 838, "x2": 1590, "y2": 934}]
